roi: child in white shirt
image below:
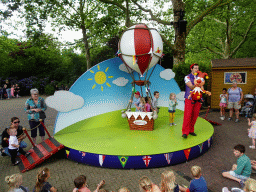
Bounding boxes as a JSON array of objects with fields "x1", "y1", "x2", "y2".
[{"x1": 8, "y1": 128, "x2": 28, "y2": 166}]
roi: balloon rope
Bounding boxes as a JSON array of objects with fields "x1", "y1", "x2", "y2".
[
  {"x1": 145, "y1": 85, "x2": 154, "y2": 111},
  {"x1": 121, "y1": 52, "x2": 160, "y2": 57},
  {"x1": 147, "y1": 64, "x2": 157, "y2": 82},
  {"x1": 140, "y1": 85, "x2": 144, "y2": 98},
  {"x1": 123, "y1": 62, "x2": 135, "y2": 82},
  {"x1": 127, "y1": 83, "x2": 135, "y2": 110}
]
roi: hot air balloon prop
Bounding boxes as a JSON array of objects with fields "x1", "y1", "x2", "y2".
[{"x1": 118, "y1": 24, "x2": 164, "y2": 131}]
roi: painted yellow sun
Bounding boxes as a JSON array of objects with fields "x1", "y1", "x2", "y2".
[{"x1": 87, "y1": 65, "x2": 113, "y2": 91}]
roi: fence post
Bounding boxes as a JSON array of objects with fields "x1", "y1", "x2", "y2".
[{"x1": 23, "y1": 128, "x2": 36, "y2": 147}]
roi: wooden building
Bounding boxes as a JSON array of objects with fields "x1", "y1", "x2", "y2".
[{"x1": 210, "y1": 58, "x2": 256, "y2": 109}]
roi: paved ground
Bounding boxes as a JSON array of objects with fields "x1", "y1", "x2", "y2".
[{"x1": 0, "y1": 96, "x2": 255, "y2": 191}]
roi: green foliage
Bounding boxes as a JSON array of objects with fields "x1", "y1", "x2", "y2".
[{"x1": 44, "y1": 84, "x2": 55, "y2": 95}]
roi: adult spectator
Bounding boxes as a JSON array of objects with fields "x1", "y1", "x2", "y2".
[
  {"x1": 1, "y1": 117, "x2": 27, "y2": 156},
  {"x1": 55, "y1": 85, "x2": 59, "y2": 92},
  {"x1": 0, "y1": 86, "x2": 3, "y2": 99},
  {"x1": 129, "y1": 91, "x2": 141, "y2": 111},
  {"x1": 182, "y1": 63, "x2": 201, "y2": 139},
  {"x1": 14, "y1": 84, "x2": 21, "y2": 98},
  {"x1": 152, "y1": 91, "x2": 160, "y2": 113},
  {"x1": 222, "y1": 144, "x2": 251, "y2": 187},
  {"x1": 65, "y1": 85, "x2": 69, "y2": 91},
  {"x1": 139, "y1": 176, "x2": 161, "y2": 192},
  {"x1": 59, "y1": 84, "x2": 65, "y2": 90},
  {"x1": 5, "y1": 80, "x2": 11, "y2": 99},
  {"x1": 3, "y1": 84, "x2": 7, "y2": 99},
  {"x1": 25, "y1": 88, "x2": 47, "y2": 143},
  {"x1": 227, "y1": 81, "x2": 243, "y2": 123}
]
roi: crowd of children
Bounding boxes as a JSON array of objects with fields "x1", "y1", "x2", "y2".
[
  {"x1": 0, "y1": 82, "x2": 21, "y2": 100},
  {"x1": 5, "y1": 165, "x2": 226, "y2": 192}
]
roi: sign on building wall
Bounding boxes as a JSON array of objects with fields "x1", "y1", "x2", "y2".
[{"x1": 224, "y1": 72, "x2": 247, "y2": 84}]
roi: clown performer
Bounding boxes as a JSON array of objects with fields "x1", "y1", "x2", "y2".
[
  {"x1": 182, "y1": 63, "x2": 206, "y2": 139},
  {"x1": 129, "y1": 91, "x2": 141, "y2": 111},
  {"x1": 188, "y1": 71, "x2": 211, "y2": 103}
]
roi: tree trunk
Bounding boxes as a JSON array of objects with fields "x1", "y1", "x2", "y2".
[
  {"x1": 173, "y1": 33, "x2": 186, "y2": 66},
  {"x1": 172, "y1": 0, "x2": 186, "y2": 66},
  {"x1": 81, "y1": 24, "x2": 91, "y2": 70}
]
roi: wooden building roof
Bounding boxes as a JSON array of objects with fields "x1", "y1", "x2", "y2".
[{"x1": 211, "y1": 58, "x2": 256, "y2": 68}]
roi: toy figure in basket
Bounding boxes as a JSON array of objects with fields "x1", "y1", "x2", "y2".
[{"x1": 188, "y1": 71, "x2": 211, "y2": 104}]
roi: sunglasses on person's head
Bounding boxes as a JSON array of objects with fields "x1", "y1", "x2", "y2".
[{"x1": 13, "y1": 121, "x2": 20, "y2": 124}]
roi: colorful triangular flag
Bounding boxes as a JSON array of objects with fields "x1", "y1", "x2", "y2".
[
  {"x1": 208, "y1": 138, "x2": 211, "y2": 148},
  {"x1": 133, "y1": 55, "x2": 136, "y2": 65},
  {"x1": 184, "y1": 148, "x2": 191, "y2": 161},
  {"x1": 132, "y1": 87, "x2": 136, "y2": 93},
  {"x1": 118, "y1": 156, "x2": 129, "y2": 168},
  {"x1": 99, "y1": 155, "x2": 106, "y2": 167},
  {"x1": 155, "y1": 47, "x2": 162, "y2": 54},
  {"x1": 143, "y1": 155, "x2": 152, "y2": 167},
  {"x1": 81, "y1": 152, "x2": 86, "y2": 158},
  {"x1": 164, "y1": 153, "x2": 173, "y2": 164},
  {"x1": 198, "y1": 143, "x2": 203, "y2": 153},
  {"x1": 66, "y1": 150, "x2": 70, "y2": 158}
]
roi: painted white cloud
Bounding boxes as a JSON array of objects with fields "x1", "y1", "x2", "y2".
[
  {"x1": 160, "y1": 69, "x2": 175, "y2": 80},
  {"x1": 112, "y1": 77, "x2": 129, "y2": 87},
  {"x1": 119, "y1": 63, "x2": 133, "y2": 73},
  {"x1": 45, "y1": 91, "x2": 84, "y2": 112},
  {"x1": 176, "y1": 91, "x2": 185, "y2": 101}
]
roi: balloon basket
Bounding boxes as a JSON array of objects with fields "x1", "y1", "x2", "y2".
[
  {"x1": 125, "y1": 112, "x2": 154, "y2": 131},
  {"x1": 134, "y1": 80, "x2": 149, "y2": 86}
]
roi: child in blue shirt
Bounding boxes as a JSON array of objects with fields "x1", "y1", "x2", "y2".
[{"x1": 188, "y1": 166, "x2": 208, "y2": 192}]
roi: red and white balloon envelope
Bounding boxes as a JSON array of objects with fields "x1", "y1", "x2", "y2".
[{"x1": 118, "y1": 24, "x2": 163, "y2": 76}]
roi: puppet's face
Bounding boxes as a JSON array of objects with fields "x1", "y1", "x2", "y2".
[{"x1": 194, "y1": 78, "x2": 205, "y2": 86}]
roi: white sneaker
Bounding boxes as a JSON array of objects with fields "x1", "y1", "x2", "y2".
[
  {"x1": 173, "y1": 123, "x2": 177, "y2": 126},
  {"x1": 222, "y1": 187, "x2": 230, "y2": 192},
  {"x1": 231, "y1": 187, "x2": 244, "y2": 192},
  {"x1": 222, "y1": 116, "x2": 225, "y2": 120},
  {"x1": 170, "y1": 123, "x2": 173, "y2": 126}
]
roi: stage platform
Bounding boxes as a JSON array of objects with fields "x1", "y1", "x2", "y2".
[{"x1": 54, "y1": 107, "x2": 214, "y2": 169}]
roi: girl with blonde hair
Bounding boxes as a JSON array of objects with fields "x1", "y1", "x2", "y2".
[
  {"x1": 5, "y1": 173, "x2": 28, "y2": 192},
  {"x1": 222, "y1": 178, "x2": 256, "y2": 192},
  {"x1": 160, "y1": 170, "x2": 187, "y2": 192},
  {"x1": 34, "y1": 167, "x2": 57, "y2": 192},
  {"x1": 139, "y1": 176, "x2": 161, "y2": 192},
  {"x1": 118, "y1": 187, "x2": 130, "y2": 192}
]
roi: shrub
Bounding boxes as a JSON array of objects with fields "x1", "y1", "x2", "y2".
[{"x1": 44, "y1": 84, "x2": 55, "y2": 95}]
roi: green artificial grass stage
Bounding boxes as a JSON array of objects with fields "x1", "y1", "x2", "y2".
[{"x1": 54, "y1": 108, "x2": 214, "y2": 156}]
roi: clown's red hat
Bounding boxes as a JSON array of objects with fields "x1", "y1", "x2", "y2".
[
  {"x1": 135, "y1": 91, "x2": 140, "y2": 96},
  {"x1": 190, "y1": 63, "x2": 198, "y2": 70}
]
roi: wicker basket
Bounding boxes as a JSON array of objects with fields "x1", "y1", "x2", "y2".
[{"x1": 125, "y1": 112, "x2": 154, "y2": 131}]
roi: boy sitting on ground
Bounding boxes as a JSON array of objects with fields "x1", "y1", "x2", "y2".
[{"x1": 222, "y1": 144, "x2": 251, "y2": 187}]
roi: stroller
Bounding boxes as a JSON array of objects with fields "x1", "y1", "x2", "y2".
[{"x1": 240, "y1": 94, "x2": 256, "y2": 118}]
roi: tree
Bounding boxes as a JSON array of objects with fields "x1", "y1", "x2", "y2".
[
  {"x1": 186, "y1": 1, "x2": 255, "y2": 60},
  {"x1": 22, "y1": 0, "x2": 126, "y2": 70},
  {"x1": 97, "y1": 0, "x2": 236, "y2": 66}
]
